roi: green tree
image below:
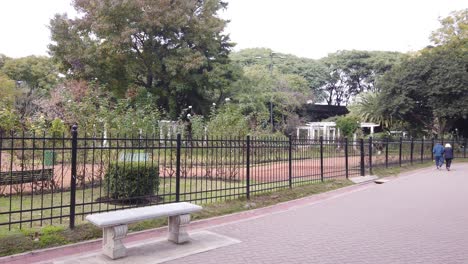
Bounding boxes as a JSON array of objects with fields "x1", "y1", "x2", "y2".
[
  {"x1": 320, "y1": 50, "x2": 404, "y2": 106},
  {"x1": 230, "y1": 64, "x2": 310, "y2": 132},
  {"x1": 49, "y1": 0, "x2": 236, "y2": 117},
  {"x1": 377, "y1": 42, "x2": 468, "y2": 135},
  {"x1": 1, "y1": 57, "x2": 59, "y2": 126},
  {"x1": 1, "y1": 56, "x2": 58, "y2": 93},
  {"x1": 348, "y1": 91, "x2": 395, "y2": 129},
  {"x1": 0, "y1": 73, "x2": 17, "y2": 108},
  {"x1": 0, "y1": 73, "x2": 20, "y2": 133},
  {"x1": 430, "y1": 9, "x2": 467, "y2": 46},
  {"x1": 0, "y1": 54, "x2": 10, "y2": 69},
  {"x1": 230, "y1": 48, "x2": 328, "y2": 102},
  {"x1": 374, "y1": 9, "x2": 468, "y2": 136}
]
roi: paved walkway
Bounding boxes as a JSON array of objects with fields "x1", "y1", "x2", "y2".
[{"x1": 3, "y1": 163, "x2": 468, "y2": 264}]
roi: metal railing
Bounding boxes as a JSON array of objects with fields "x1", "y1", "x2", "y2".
[{"x1": 0, "y1": 127, "x2": 466, "y2": 230}]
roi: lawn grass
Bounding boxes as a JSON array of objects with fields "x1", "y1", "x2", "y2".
[{"x1": 0, "y1": 178, "x2": 247, "y2": 231}]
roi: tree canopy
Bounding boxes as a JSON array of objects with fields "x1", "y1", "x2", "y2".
[
  {"x1": 319, "y1": 50, "x2": 405, "y2": 106},
  {"x1": 430, "y1": 9, "x2": 467, "y2": 46},
  {"x1": 1, "y1": 56, "x2": 59, "y2": 92},
  {"x1": 230, "y1": 48, "x2": 328, "y2": 102},
  {"x1": 377, "y1": 42, "x2": 467, "y2": 135},
  {"x1": 49, "y1": 0, "x2": 237, "y2": 117},
  {"x1": 373, "y1": 9, "x2": 468, "y2": 136}
]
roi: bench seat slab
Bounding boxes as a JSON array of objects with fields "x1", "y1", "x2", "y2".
[{"x1": 86, "y1": 202, "x2": 202, "y2": 227}]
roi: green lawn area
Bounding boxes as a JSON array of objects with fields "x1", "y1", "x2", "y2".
[{"x1": 0, "y1": 178, "x2": 248, "y2": 231}]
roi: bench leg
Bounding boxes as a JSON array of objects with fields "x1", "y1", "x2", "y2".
[
  {"x1": 168, "y1": 214, "x2": 191, "y2": 244},
  {"x1": 103, "y1": 225, "x2": 128, "y2": 259}
]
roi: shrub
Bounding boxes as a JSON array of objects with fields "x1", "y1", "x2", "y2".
[
  {"x1": 365, "y1": 132, "x2": 394, "y2": 141},
  {"x1": 336, "y1": 115, "x2": 360, "y2": 138},
  {"x1": 49, "y1": 118, "x2": 67, "y2": 138},
  {"x1": 104, "y1": 162, "x2": 159, "y2": 200},
  {"x1": 0, "y1": 108, "x2": 20, "y2": 133},
  {"x1": 207, "y1": 104, "x2": 249, "y2": 138}
]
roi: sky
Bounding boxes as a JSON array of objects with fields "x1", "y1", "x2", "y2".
[{"x1": 0, "y1": 0, "x2": 466, "y2": 59}]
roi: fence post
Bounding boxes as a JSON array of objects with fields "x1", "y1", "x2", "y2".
[
  {"x1": 344, "y1": 137, "x2": 349, "y2": 179},
  {"x1": 320, "y1": 136, "x2": 324, "y2": 182},
  {"x1": 431, "y1": 137, "x2": 435, "y2": 161},
  {"x1": 368, "y1": 137, "x2": 373, "y2": 175},
  {"x1": 399, "y1": 137, "x2": 402, "y2": 167},
  {"x1": 464, "y1": 138, "x2": 467, "y2": 158},
  {"x1": 288, "y1": 135, "x2": 292, "y2": 188},
  {"x1": 420, "y1": 138, "x2": 424, "y2": 163},
  {"x1": 175, "y1": 133, "x2": 181, "y2": 202},
  {"x1": 246, "y1": 135, "x2": 251, "y2": 199},
  {"x1": 452, "y1": 138, "x2": 456, "y2": 158},
  {"x1": 360, "y1": 138, "x2": 365, "y2": 176},
  {"x1": 385, "y1": 137, "x2": 389, "y2": 168},
  {"x1": 410, "y1": 137, "x2": 414, "y2": 165},
  {"x1": 69, "y1": 124, "x2": 78, "y2": 229}
]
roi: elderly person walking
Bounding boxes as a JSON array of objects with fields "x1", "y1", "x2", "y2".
[
  {"x1": 444, "y1": 143, "x2": 454, "y2": 171},
  {"x1": 432, "y1": 142, "x2": 445, "y2": 169}
]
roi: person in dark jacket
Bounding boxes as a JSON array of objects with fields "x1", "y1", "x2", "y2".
[
  {"x1": 432, "y1": 142, "x2": 445, "y2": 169},
  {"x1": 444, "y1": 143, "x2": 454, "y2": 171}
]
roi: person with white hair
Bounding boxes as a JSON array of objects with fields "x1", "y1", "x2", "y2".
[{"x1": 444, "y1": 143, "x2": 454, "y2": 171}]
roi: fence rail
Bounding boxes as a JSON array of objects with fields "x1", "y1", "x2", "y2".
[{"x1": 0, "y1": 128, "x2": 466, "y2": 230}]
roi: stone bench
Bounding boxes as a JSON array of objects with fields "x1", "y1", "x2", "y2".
[{"x1": 86, "y1": 202, "x2": 203, "y2": 259}]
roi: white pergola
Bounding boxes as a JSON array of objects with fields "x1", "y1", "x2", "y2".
[{"x1": 296, "y1": 121, "x2": 379, "y2": 141}]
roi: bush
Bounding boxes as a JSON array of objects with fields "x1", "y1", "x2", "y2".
[
  {"x1": 335, "y1": 115, "x2": 360, "y2": 138},
  {"x1": 207, "y1": 104, "x2": 249, "y2": 138},
  {"x1": 365, "y1": 132, "x2": 394, "y2": 141},
  {"x1": 0, "y1": 108, "x2": 20, "y2": 133},
  {"x1": 104, "y1": 162, "x2": 159, "y2": 200}
]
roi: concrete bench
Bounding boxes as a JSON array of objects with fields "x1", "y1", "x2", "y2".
[{"x1": 86, "y1": 202, "x2": 203, "y2": 259}]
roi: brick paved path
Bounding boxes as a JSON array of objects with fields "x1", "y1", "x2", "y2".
[{"x1": 166, "y1": 163, "x2": 468, "y2": 264}]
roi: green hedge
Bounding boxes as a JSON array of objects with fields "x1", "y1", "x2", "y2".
[{"x1": 104, "y1": 162, "x2": 159, "y2": 200}]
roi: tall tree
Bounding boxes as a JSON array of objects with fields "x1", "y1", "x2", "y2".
[
  {"x1": 377, "y1": 9, "x2": 468, "y2": 135},
  {"x1": 231, "y1": 64, "x2": 310, "y2": 131},
  {"x1": 0, "y1": 54, "x2": 10, "y2": 69},
  {"x1": 430, "y1": 9, "x2": 467, "y2": 46},
  {"x1": 230, "y1": 48, "x2": 328, "y2": 102},
  {"x1": 0, "y1": 73, "x2": 17, "y2": 108},
  {"x1": 1, "y1": 56, "x2": 59, "y2": 92},
  {"x1": 320, "y1": 50, "x2": 404, "y2": 106},
  {"x1": 49, "y1": 0, "x2": 236, "y2": 117},
  {"x1": 377, "y1": 42, "x2": 468, "y2": 135}
]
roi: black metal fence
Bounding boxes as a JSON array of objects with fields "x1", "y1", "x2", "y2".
[{"x1": 0, "y1": 126, "x2": 466, "y2": 230}]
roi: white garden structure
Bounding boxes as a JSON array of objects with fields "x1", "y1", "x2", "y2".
[{"x1": 296, "y1": 122, "x2": 379, "y2": 141}]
